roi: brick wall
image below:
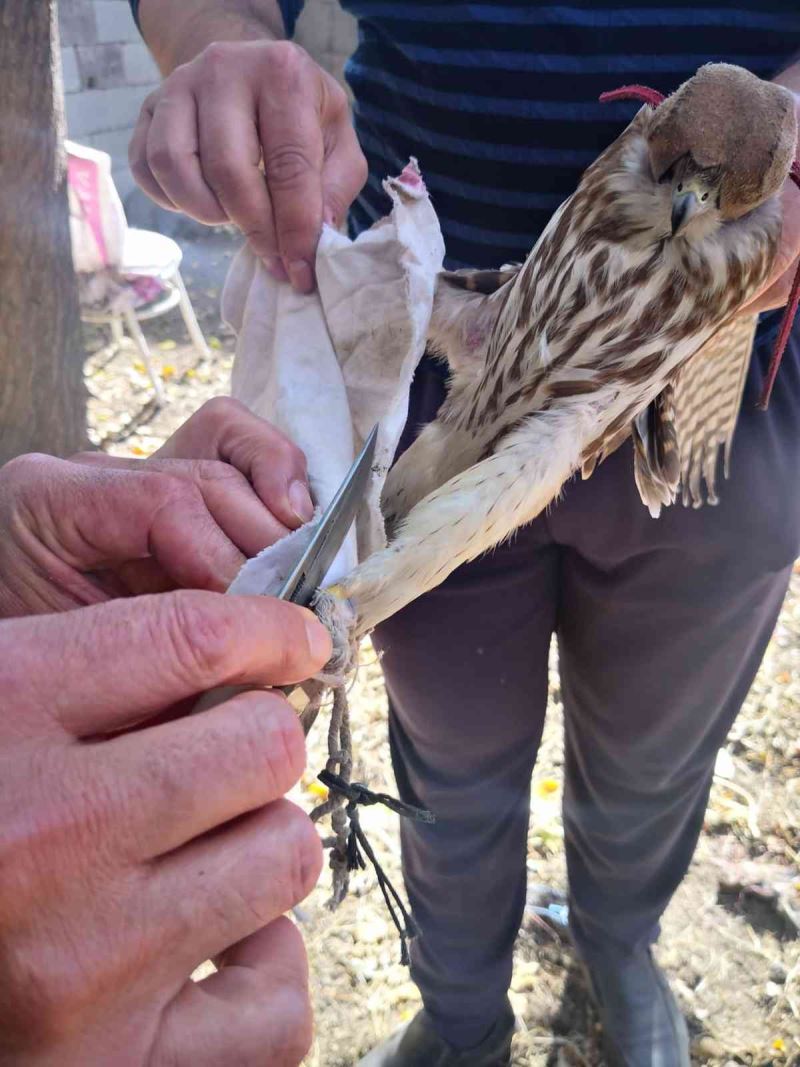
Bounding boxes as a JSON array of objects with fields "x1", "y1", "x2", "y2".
[
  {"x1": 58, "y1": 0, "x2": 357, "y2": 203},
  {"x1": 60, "y1": 0, "x2": 160, "y2": 199}
]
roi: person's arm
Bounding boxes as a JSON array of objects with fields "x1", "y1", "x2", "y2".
[
  {"x1": 137, "y1": 0, "x2": 287, "y2": 74},
  {"x1": 130, "y1": 0, "x2": 367, "y2": 292}
]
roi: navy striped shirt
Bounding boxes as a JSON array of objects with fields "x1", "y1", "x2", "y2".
[
  {"x1": 276, "y1": 1, "x2": 800, "y2": 268},
  {"x1": 130, "y1": 1, "x2": 800, "y2": 269}
]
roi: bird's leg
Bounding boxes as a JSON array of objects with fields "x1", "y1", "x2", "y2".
[
  {"x1": 334, "y1": 401, "x2": 600, "y2": 634},
  {"x1": 381, "y1": 420, "x2": 485, "y2": 532}
]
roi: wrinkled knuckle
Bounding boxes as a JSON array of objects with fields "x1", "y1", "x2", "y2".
[
  {"x1": 150, "y1": 470, "x2": 199, "y2": 510},
  {"x1": 149, "y1": 143, "x2": 173, "y2": 181},
  {"x1": 242, "y1": 229, "x2": 276, "y2": 256},
  {"x1": 164, "y1": 591, "x2": 232, "y2": 688},
  {"x1": 143, "y1": 87, "x2": 162, "y2": 109},
  {"x1": 203, "y1": 152, "x2": 240, "y2": 191},
  {"x1": 195, "y1": 457, "x2": 247, "y2": 490},
  {"x1": 201, "y1": 40, "x2": 237, "y2": 73},
  {"x1": 163, "y1": 65, "x2": 192, "y2": 93},
  {"x1": 264, "y1": 145, "x2": 314, "y2": 188},
  {"x1": 286, "y1": 436, "x2": 308, "y2": 469},
  {"x1": 267, "y1": 40, "x2": 307, "y2": 83},
  {"x1": 197, "y1": 395, "x2": 243, "y2": 425},
  {"x1": 271, "y1": 434, "x2": 306, "y2": 474},
  {"x1": 146, "y1": 140, "x2": 179, "y2": 176},
  {"x1": 0, "y1": 452, "x2": 54, "y2": 487}
]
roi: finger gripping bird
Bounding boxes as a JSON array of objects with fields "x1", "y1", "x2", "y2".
[{"x1": 332, "y1": 64, "x2": 798, "y2": 634}]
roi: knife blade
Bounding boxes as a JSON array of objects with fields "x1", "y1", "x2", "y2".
[{"x1": 278, "y1": 423, "x2": 378, "y2": 607}]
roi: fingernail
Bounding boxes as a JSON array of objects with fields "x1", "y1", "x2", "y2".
[
  {"x1": 263, "y1": 255, "x2": 288, "y2": 281},
  {"x1": 288, "y1": 480, "x2": 314, "y2": 524},
  {"x1": 304, "y1": 613, "x2": 332, "y2": 665},
  {"x1": 288, "y1": 259, "x2": 314, "y2": 294}
]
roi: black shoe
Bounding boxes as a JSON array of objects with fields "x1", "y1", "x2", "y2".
[
  {"x1": 582, "y1": 948, "x2": 690, "y2": 1067},
  {"x1": 356, "y1": 999, "x2": 515, "y2": 1066}
]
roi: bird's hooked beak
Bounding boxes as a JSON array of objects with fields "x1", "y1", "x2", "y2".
[{"x1": 670, "y1": 177, "x2": 705, "y2": 236}]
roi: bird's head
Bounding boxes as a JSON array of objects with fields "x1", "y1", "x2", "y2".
[
  {"x1": 664, "y1": 156, "x2": 723, "y2": 239},
  {"x1": 646, "y1": 63, "x2": 796, "y2": 233}
]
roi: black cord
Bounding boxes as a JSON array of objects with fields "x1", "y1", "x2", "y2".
[
  {"x1": 318, "y1": 770, "x2": 435, "y2": 964},
  {"x1": 318, "y1": 770, "x2": 436, "y2": 823}
]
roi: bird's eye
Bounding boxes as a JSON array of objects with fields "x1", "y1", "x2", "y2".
[
  {"x1": 677, "y1": 183, "x2": 683, "y2": 192},
  {"x1": 701, "y1": 192, "x2": 708, "y2": 202}
]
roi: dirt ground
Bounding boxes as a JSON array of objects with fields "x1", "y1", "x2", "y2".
[{"x1": 86, "y1": 228, "x2": 800, "y2": 1066}]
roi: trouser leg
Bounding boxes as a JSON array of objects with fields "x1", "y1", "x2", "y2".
[
  {"x1": 551, "y1": 315, "x2": 800, "y2": 962},
  {"x1": 374, "y1": 524, "x2": 558, "y2": 1047},
  {"x1": 558, "y1": 541, "x2": 791, "y2": 960}
]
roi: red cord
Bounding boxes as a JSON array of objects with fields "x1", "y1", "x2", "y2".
[
  {"x1": 758, "y1": 160, "x2": 800, "y2": 409},
  {"x1": 598, "y1": 85, "x2": 666, "y2": 108}
]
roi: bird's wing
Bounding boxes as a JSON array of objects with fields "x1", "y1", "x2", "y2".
[
  {"x1": 632, "y1": 313, "x2": 758, "y2": 515},
  {"x1": 427, "y1": 264, "x2": 521, "y2": 381},
  {"x1": 672, "y1": 312, "x2": 758, "y2": 507}
]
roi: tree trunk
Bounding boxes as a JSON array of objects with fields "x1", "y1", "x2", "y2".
[{"x1": 0, "y1": 0, "x2": 87, "y2": 463}]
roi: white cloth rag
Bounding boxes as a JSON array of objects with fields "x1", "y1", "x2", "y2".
[{"x1": 222, "y1": 160, "x2": 445, "y2": 599}]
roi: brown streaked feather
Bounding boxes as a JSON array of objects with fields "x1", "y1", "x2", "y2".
[
  {"x1": 584, "y1": 315, "x2": 757, "y2": 513},
  {"x1": 439, "y1": 264, "x2": 521, "y2": 294},
  {"x1": 672, "y1": 313, "x2": 758, "y2": 507},
  {"x1": 581, "y1": 422, "x2": 631, "y2": 478}
]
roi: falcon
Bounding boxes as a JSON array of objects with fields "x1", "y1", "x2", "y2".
[{"x1": 330, "y1": 64, "x2": 798, "y2": 634}]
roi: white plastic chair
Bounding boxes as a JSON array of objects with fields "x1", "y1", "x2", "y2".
[{"x1": 66, "y1": 140, "x2": 210, "y2": 405}]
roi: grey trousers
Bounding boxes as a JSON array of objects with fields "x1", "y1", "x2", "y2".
[{"x1": 372, "y1": 313, "x2": 800, "y2": 1048}]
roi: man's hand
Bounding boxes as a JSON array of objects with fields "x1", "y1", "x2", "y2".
[
  {"x1": 0, "y1": 590, "x2": 330, "y2": 1064},
  {"x1": 129, "y1": 14, "x2": 367, "y2": 292},
  {"x1": 0, "y1": 398, "x2": 313, "y2": 617}
]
